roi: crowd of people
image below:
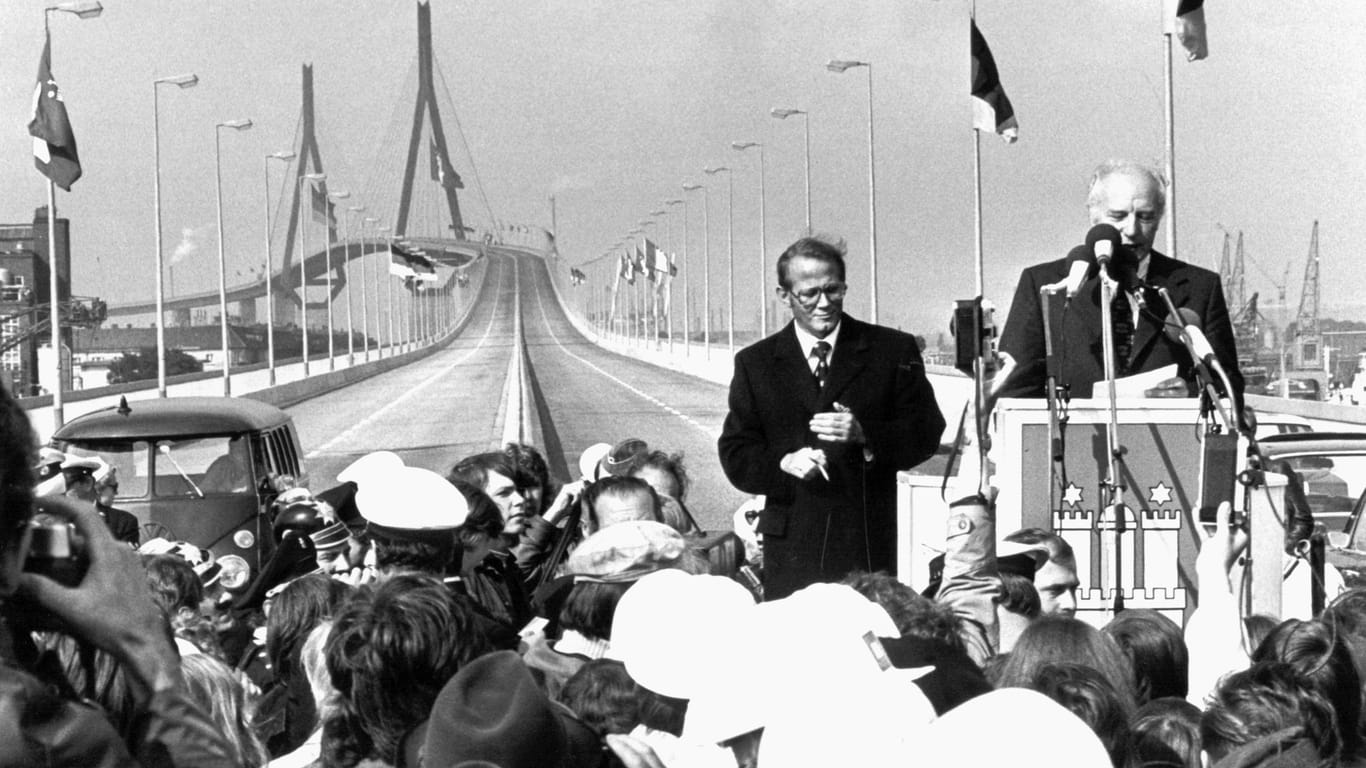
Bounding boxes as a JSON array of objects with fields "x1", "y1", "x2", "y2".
[{"x1": 1, "y1": 377, "x2": 1362, "y2": 767}]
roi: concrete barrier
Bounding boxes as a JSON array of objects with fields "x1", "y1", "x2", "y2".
[{"x1": 25, "y1": 258, "x2": 489, "y2": 441}]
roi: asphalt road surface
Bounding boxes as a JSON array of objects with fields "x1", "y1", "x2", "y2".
[{"x1": 286, "y1": 250, "x2": 748, "y2": 532}]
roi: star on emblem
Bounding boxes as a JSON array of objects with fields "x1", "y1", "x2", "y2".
[
  {"x1": 1149, "y1": 481, "x2": 1173, "y2": 505},
  {"x1": 1062, "y1": 482, "x2": 1084, "y2": 508}
]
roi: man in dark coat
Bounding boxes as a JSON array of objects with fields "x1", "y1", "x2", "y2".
[
  {"x1": 997, "y1": 160, "x2": 1242, "y2": 402},
  {"x1": 718, "y1": 237, "x2": 945, "y2": 600}
]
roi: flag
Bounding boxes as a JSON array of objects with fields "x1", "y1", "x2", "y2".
[
  {"x1": 430, "y1": 138, "x2": 464, "y2": 189},
  {"x1": 1168, "y1": 0, "x2": 1208, "y2": 61},
  {"x1": 970, "y1": 20, "x2": 1018, "y2": 144},
  {"x1": 643, "y1": 239, "x2": 662, "y2": 282},
  {"x1": 310, "y1": 182, "x2": 333, "y2": 226},
  {"x1": 620, "y1": 252, "x2": 635, "y2": 285},
  {"x1": 28, "y1": 36, "x2": 82, "y2": 191},
  {"x1": 632, "y1": 246, "x2": 646, "y2": 276}
]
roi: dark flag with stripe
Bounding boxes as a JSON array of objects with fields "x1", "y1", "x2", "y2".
[
  {"x1": 28, "y1": 36, "x2": 82, "y2": 190},
  {"x1": 970, "y1": 20, "x2": 1018, "y2": 144}
]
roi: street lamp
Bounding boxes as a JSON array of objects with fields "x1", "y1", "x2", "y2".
[
  {"x1": 325, "y1": 190, "x2": 350, "y2": 371},
  {"x1": 298, "y1": 173, "x2": 326, "y2": 376},
  {"x1": 667, "y1": 196, "x2": 690, "y2": 357},
  {"x1": 664, "y1": 198, "x2": 684, "y2": 352},
  {"x1": 732, "y1": 141, "x2": 768, "y2": 338},
  {"x1": 152, "y1": 72, "x2": 198, "y2": 397},
  {"x1": 262, "y1": 151, "x2": 294, "y2": 386},
  {"x1": 683, "y1": 182, "x2": 709, "y2": 359},
  {"x1": 41, "y1": 1, "x2": 102, "y2": 430},
  {"x1": 826, "y1": 58, "x2": 877, "y2": 322},
  {"x1": 362, "y1": 216, "x2": 379, "y2": 361},
  {"x1": 705, "y1": 166, "x2": 734, "y2": 355},
  {"x1": 213, "y1": 118, "x2": 252, "y2": 397},
  {"x1": 770, "y1": 107, "x2": 811, "y2": 234},
  {"x1": 375, "y1": 224, "x2": 393, "y2": 356},
  {"x1": 345, "y1": 205, "x2": 365, "y2": 365}
]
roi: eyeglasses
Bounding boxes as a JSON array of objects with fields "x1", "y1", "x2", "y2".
[{"x1": 786, "y1": 283, "x2": 847, "y2": 306}]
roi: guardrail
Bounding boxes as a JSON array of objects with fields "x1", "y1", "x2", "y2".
[{"x1": 23, "y1": 258, "x2": 490, "y2": 443}]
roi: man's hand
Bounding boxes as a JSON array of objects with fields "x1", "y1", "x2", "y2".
[
  {"x1": 780, "y1": 447, "x2": 829, "y2": 481},
  {"x1": 809, "y1": 402, "x2": 865, "y2": 444},
  {"x1": 17, "y1": 496, "x2": 181, "y2": 702},
  {"x1": 543, "y1": 480, "x2": 584, "y2": 525}
]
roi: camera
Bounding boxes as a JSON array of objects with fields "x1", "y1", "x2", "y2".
[{"x1": 23, "y1": 514, "x2": 87, "y2": 587}]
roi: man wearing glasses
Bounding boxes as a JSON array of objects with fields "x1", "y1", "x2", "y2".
[{"x1": 719, "y1": 237, "x2": 945, "y2": 600}]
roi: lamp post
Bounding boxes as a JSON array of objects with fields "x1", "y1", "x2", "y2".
[
  {"x1": 669, "y1": 195, "x2": 691, "y2": 357},
  {"x1": 705, "y1": 166, "x2": 734, "y2": 355},
  {"x1": 376, "y1": 225, "x2": 393, "y2": 356},
  {"x1": 664, "y1": 198, "x2": 684, "y2": 352},
  {"x1": 213, "y1": 118, "x2": 252, "y2": 397},
  {"x1": 827, "y1": 58, "x2": 877, "y2": 322},
  {"x1": 324, "y1": 190, "x2": 350, "y2": 371},
  {"x1": 362, "y1": 217, "x2": 379, "y2": 361},
  {"x1": 41, "y1": 1, "x2": 102, "y2": 429},
  {"x1": 262, "y1": 151, "x2": 294, "y2": 386},
  {"x1": 732, "y1": 141, "x2": 768, "y2": 338},
  {"x1": 770, "y1": 107, "x2": 811, "y2": 234},
  {"x1": 152, "y1": 72, "x2": 199, "y2": 397},
  {"x1": 345, "y1": 205, "x2": 365, "y2": 365},
  {"x1": 297, "y1": 173, "x2": 326, "y2": 376},
  {"x1": 683, "y1": 182, "x2": 709, "y2": 359}
]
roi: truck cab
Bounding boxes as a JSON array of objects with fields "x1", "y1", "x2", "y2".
[{"x1": 51, "y1": 397, "x2": 308, "y2": 590}]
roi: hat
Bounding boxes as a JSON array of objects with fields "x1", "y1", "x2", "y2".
[
  {"x1": 36, "y1": 447, "x2": 65, "y2": 469},
  {"x1": 751, "y1": 584, "x2": 937, "y2": 765},
  {"x1": 310, "y1": 521, "x2": 350, "y2": 560},
  {"x1": 577, "y1": 443, "x2": 612, "y2": 482},
  {"x1": 916, "y1": 688, "x2": 1111, "y2": 767},
  {"x1": 337, "y1": 450, "x2": 404, "y2": 486},
  {"x1": 599, "y1": 438, "x2": 648, "y2": 478},
  {"x1": 139, "y1": 538, "x2": 221, "y2": 589},
  {"x1": 420, "y1": 651, "x2": 576, "y2": 768},
  {"x1": 356, "y1": 463, "x2": 469, "y2": 541},
  {"x1": 60, "y1": 455, "x2": 106, "y2": 481},
  {"x1": 565, "y1": 520, "x2": 686, "y2": 583},
  {"x1": 609, "y1": 570, "x2": 756, "y2": 701},
  {"x1": 316, "y1": 480, "x2": 364, "y2": 529}
]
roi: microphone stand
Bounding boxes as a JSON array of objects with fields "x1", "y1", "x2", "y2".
[
  {"x1": 1097, "y1": 271, "x2": 1127, "y2": 615},
  {"x1": 1151, "y1": 286, "x2": 1239, "y2": 434},
  {"x1": 1040, "y1": 286, "x2": 1067, "y2": 513}
]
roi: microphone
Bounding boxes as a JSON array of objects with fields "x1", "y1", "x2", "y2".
[
  {"x1": 1174, "y1": 308, "x2": 1221, "y2": 372},
  {"x1": 1042, "y1": 224, "x2": 1121, "y2": 298}
]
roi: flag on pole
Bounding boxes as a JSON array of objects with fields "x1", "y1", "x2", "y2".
[
  {"x1": 430, "y1": 138, "x2": 464, "y2": 189},
  {"x1": 620, "y1": 252, "x2": 635, "y2": 285},
  {"x1": 644, "y1": 239, "x2": 663, "y2": 282},
  {"x1": 310, "y1": 183, "x2": 333, "y2": 225},
  {"x1": 1167, "y1": 0, "x2": 1208, "y2": 61},
  {"x1": 28, "y1": 36, "x2": 82, "y2": 191},
  {"x1": 632, "y1": 246, "x2": 646, "y2": 277},
  {"x1": 970, "y1": 20, "x2": 1018, "y2": 144}
]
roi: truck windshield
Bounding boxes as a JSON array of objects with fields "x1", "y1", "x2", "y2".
[
  {"x1": 63, "y1": 440, "x2": 150, "y2": 497},
  {"x1": 155, "y1": 436, "x2": 251, "y2": 496}
]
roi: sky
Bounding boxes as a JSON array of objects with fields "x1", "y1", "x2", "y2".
[{"x1": 3, "y1": 0, "x2": 1364, "y2": 342}]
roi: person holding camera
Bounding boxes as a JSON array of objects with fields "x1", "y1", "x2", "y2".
[{"x1": 0, "y1": 387, "x2": 236, "y2": 766}]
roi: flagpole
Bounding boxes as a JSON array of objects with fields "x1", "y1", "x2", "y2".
[
  {"x1": 1163, "y1": 27, "x2": 1178, "y2": 260},
  {"x1": 47, "y1": 179, "x2": 64, "y2": 429}
]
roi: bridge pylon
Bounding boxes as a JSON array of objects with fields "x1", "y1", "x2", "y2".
[
  {"x1": 277, "y1": 63, "x2": 346, "y2": 319},
  {"x1": 396, "y1": 1, "x2": 466, "y2": 240}
]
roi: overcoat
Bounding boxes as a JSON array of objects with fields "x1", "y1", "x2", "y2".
[{"x1": 719, "y1": 315, "x2": 945, "y2": 600}]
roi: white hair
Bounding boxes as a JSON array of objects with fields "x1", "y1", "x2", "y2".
[{"x1": 1085, "y1": 160, "x2": 1167, "y2": 218}]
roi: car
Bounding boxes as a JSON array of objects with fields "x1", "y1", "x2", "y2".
[
  {"x1": 1259, "y1": 378, "x2": 1322, "y2": 401},
  {"x1": 51, "y1": 396, "x2": 309, "y2": 592},
  {"x1": 1257, "y1": 432, "x2": 1366, "y2": 589}
]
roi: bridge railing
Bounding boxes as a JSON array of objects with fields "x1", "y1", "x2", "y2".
[{"x1": 22, "y1": 258, "x2": 489, "y2": 443}]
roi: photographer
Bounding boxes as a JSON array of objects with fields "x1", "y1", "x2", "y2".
[{"x1": 0, "y1": 387, "x2": 235, "y2": 766}]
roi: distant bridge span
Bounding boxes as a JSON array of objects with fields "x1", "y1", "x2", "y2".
[{"x1": 106, "y1": 237, "x2": 484, "y2": 317}]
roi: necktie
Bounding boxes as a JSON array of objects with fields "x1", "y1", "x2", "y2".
[
  {"x1": 1111, "y1": 291, "x2": 1133, "y2": 374},
  {"x1": 813, "y1": 341, "x2": 831, "y2": 388}
]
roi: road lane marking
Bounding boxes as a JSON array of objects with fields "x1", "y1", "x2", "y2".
[
  {"x1": 524, "y1": 257, "x2": 720, "y2": 441},
  {"x1": 307, "y1": 258, "x2": 511, "y2": 458}
]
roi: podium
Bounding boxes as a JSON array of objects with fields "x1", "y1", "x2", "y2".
[{"x1": 991, "y1": 397, "x2": 1215, "y2": 624}]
